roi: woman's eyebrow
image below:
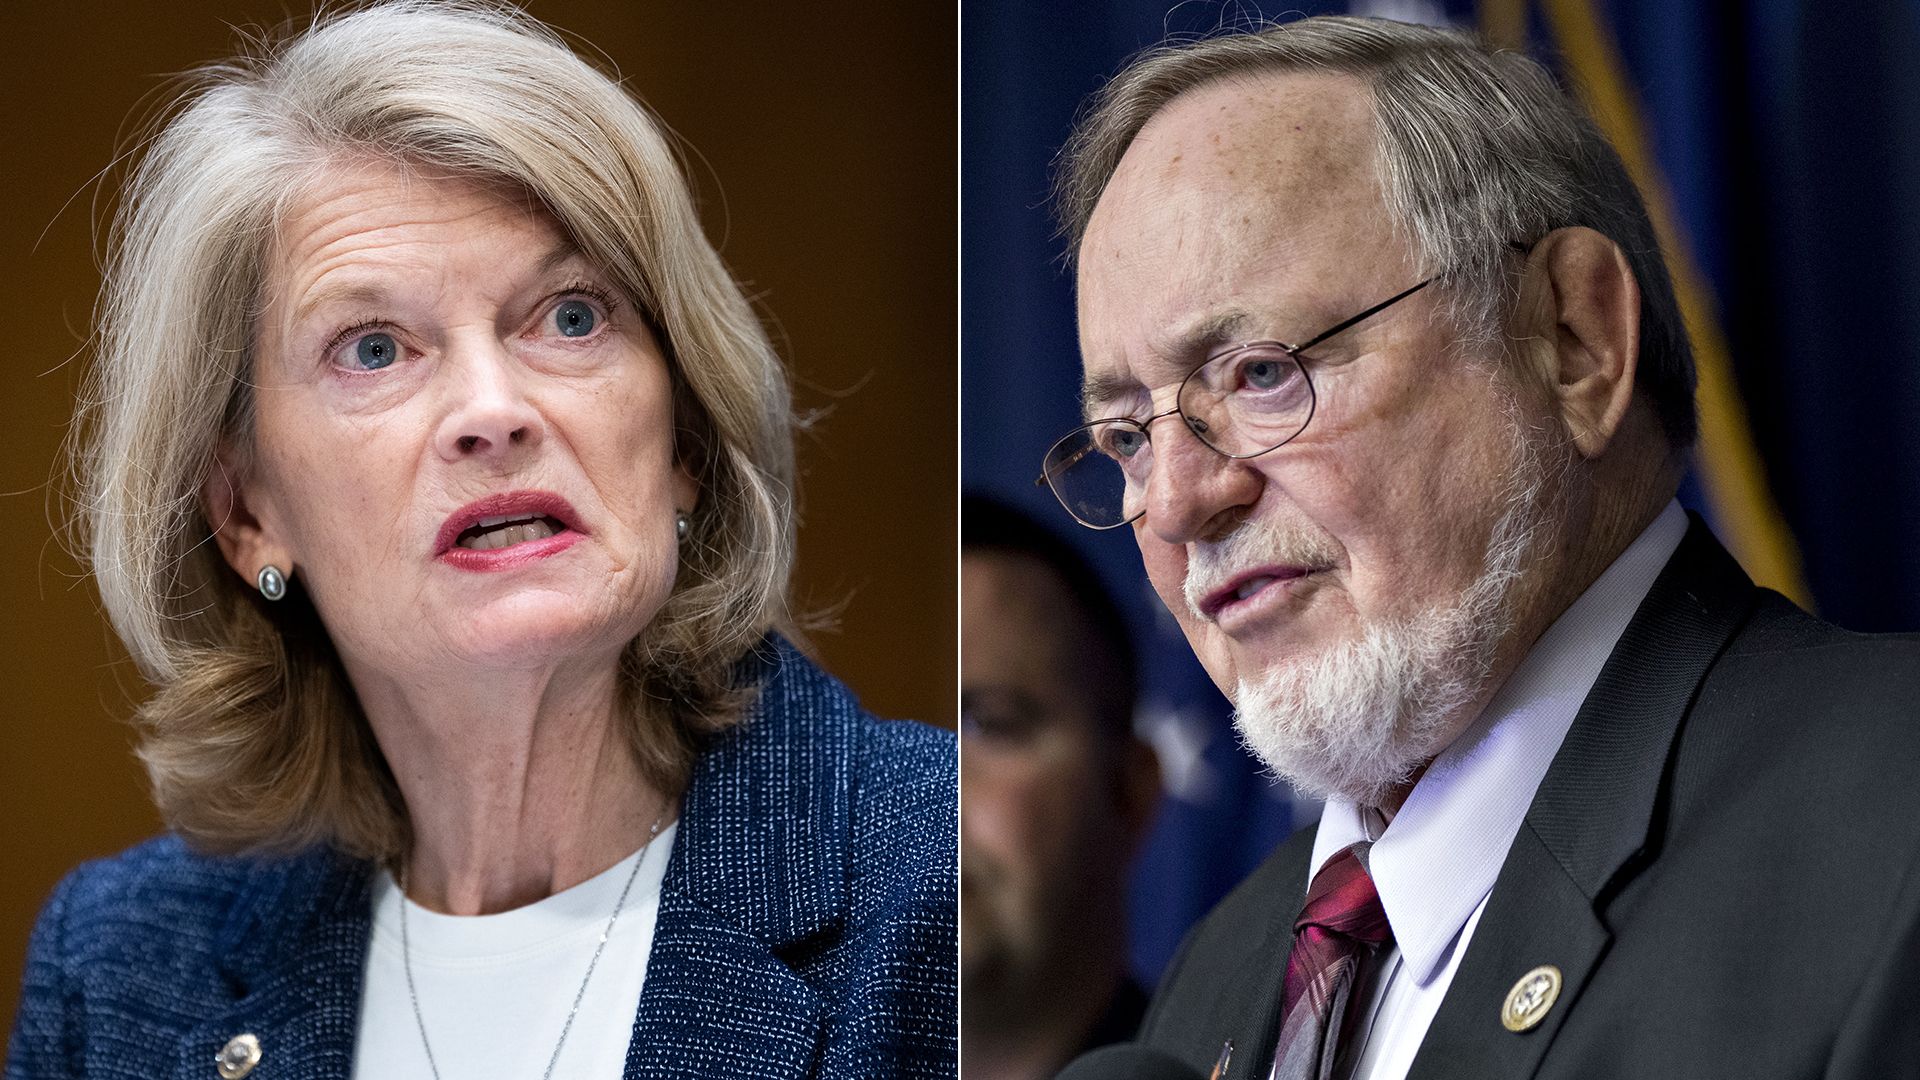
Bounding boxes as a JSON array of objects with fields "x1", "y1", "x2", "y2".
[
  {"x1": 534, "y1": 237, "x2": 588, "y2": 278},
  {"x1": 292, "y1": 280, "x2": 391, "y2": 329},
  {"x1": 290, "y1": 238, "x2": 596, "y2": 330}
]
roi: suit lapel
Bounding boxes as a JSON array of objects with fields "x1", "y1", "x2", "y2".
[
  {"x1": 1135, "y1": 827, "x2": 1313, "y2": 1077},
  {"x1": 1223, "y1": 860, "x2": 1310, "y2": 1077},
  {"x1": 1406, "y1": 518, "x2": 1758, "y2": 1080},
  {"x1": 176, "y1": 850, "x2": 374, "y2": 1080},
  {"x1": 1402, "y1": 824, "x2": 1607, "y2": 1080}
]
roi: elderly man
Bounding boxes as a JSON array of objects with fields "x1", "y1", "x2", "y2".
[{"x1": 1037, "y1": 15, "x2": 1920, "y2": 1080}]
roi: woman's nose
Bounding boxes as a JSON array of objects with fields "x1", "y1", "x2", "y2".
[{"x1": 433, "y1": 338, "x2": 545, "y2": 462}]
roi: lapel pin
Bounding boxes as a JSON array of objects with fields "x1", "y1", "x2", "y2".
[
  {"x1": 1208, "y1": 1040, "x2": 1232, "y2": 1079},
  {"x1": 215, "y1": 1032, "x2": 261, "y2": 1079},
  {"x1": 1501, "y1": 965, "x2": 1563, "y2": 1032}
]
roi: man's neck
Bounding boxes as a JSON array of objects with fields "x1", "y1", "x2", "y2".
[{"x1": 1377, "y1": 488, "x2": 1677, "y2": 818}]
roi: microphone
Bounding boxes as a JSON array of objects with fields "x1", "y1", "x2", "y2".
[{"x1": 1054, "y1": 1044, "x2": 1209, "y2": 1080}]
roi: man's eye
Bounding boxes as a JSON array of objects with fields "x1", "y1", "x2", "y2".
[
  {"x1": 961, "y1": 692, "x2": 1043, "y2": 741},
  {"x1": 1099, "y1": 427, "x2": 1148, "y2": 459},
  {"x1": 1236, "y1": 355, "x2": 1296, "y2": 391}
]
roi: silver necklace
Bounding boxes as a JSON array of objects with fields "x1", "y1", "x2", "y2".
[{"x1": 397, "y1": 814, "x2": 666, "y2": 1080}]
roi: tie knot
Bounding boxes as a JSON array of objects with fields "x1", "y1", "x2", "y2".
[{"x1": 1296, "y1": 842, "x2": 1390, "y2": 945}]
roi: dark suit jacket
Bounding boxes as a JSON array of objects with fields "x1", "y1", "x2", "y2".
[
  {"x1": 1139, "y1": 518, "x2": 1920, "y2": 1079},
  {"x1": 6, "y1": 638, "x2": 958, "y2": 1079}
]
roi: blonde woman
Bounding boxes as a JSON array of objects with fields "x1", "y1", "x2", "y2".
[{"x1": 5, "y1": 4, "x2": 955, "y2": 1078}]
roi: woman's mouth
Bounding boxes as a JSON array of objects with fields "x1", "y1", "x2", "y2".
[
  {"x1": 455, "y1": 514, "x2": 566, "y2": 550},
  {"x1": 436, "y1": 491, "x2": 587, "y2": 571}
]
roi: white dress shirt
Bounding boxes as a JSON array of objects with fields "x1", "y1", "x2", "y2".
[{"x1": 1306, "y1": 501, "x2": 1688, "y2": 1080}]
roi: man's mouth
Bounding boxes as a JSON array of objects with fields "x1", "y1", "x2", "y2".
[{"x1": 1199, "y1": 565, "x2": 1317, "y2": 622}]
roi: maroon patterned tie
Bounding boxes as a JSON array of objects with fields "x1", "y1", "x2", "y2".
[{"x1": 1268, "y1": 842, "x2": 1393, "y2": 1080}]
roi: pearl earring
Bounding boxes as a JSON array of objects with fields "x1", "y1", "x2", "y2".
[
  {"x1": 257, "y1": 564, "x2": 288, "y2": 601},
  {"x1": 675, "y1": 512, "x2": 691, "y2": 542}
]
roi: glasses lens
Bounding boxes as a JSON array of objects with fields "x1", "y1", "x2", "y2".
[
  {"x1": 1042, "y1": 421, "x2": 1146, "y2": 528},
  {"x1": 1178, "y1": 346, "x2": 1314, "y2": 456}
]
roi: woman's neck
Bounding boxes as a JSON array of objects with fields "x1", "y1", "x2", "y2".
[{"x1": 354, "y1": 656, "x2": 675, "y2": 916}]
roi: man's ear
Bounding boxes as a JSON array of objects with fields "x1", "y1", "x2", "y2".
[
  {"x1": 201, "y1": 448, "x2": 295, "y2": 590},
  {"x1": 1519, "y1": 226, "x2": 1643, "y2": 460}
]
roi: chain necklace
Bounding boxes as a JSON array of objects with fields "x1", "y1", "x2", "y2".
[{"x1": 397, "y1": 813, "x2": 666, "y2": 1080}]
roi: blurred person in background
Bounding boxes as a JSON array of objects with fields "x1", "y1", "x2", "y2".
[{"x1": 962, "y1": 495, "x2": 1160, "y2": 1080}]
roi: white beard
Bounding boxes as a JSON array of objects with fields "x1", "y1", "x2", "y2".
[{"x1": 1222, "y1": 402, "x2": 1561, "y2": 807}]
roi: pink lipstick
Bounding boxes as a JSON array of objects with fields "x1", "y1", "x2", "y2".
[{"x1": 435, "y1": 491, "x2": 585, "y2": 573}]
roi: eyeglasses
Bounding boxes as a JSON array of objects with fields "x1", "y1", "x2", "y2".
[{"x1": 1036, "y1": 278, "x2": 1434, "y2": 529}]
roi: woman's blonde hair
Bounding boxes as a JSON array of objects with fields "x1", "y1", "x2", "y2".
[{"x1": 70, "y1": 0, "x2": 797, "y2": 860}]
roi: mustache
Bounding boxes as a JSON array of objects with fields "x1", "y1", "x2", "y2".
[{"x1": 1182, "y1": 515, "x2": 1344, "y2": 620}]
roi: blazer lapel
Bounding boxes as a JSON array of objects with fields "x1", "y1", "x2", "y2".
[
  {"x1": 623, "y1": 897, "x2": 827, "y2": 1078},
  {"x1": 175, "y1": 849, "x2": 374, "y2": 1080},
  {"x1": 622, "y1": 638, "x2": 851, "y2": 1079},
  {"x1": 1406, "y1": 517, "x2": 1758, "y2": 1080}
]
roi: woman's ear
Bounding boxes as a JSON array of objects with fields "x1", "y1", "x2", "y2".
[
  {"x1": 672, "y1": 463, "x2": 699, "y2": 520},
  {"x1": 201, "y1": 447, "x2": 296, "y2": 589}
]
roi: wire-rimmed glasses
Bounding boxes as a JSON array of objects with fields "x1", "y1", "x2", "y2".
[{"x1": 1037, "y1": 278, "x2": 1434, "y2": 529}]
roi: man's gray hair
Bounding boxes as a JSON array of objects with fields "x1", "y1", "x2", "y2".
[{"x1": 1056, "y1": 15, "x2": 1696, "y2": 449}]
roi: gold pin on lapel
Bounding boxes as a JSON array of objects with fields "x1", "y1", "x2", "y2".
[
  {"x1": 215, "y1": 1032, "x2": 261, "y2": 1079},
  {"x1": 1501, "y1": 965, "x2": 1562, "y2": 1032},
  {"x1": 1208, "y1": 1040, "x2": 1233, "y2": 1079}
]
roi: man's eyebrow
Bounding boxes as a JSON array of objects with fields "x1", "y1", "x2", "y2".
[
  {"x1": 1170, "y1": 309, "x2": 1257, "y2": 356},
  {"x1": 1080, "y1": 370, "x2": 1141, "y2": 419},
  {"x1": 1078, "y1": 310, "x2": 1257, "y2": 419}
]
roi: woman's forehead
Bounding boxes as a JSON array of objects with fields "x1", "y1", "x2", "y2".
[
  {"x1": 274, "y1": 163, "x2": 554, "y2": 266},
  {"x1": 263, "y1": 165, "x2": 597, "y2": 322}
]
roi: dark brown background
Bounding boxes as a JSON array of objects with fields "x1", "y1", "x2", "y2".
[{"x1": 0, "y1": 2, "x2": 956, "y2": 1028}]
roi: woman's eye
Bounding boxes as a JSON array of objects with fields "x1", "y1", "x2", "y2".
[
  {"x1": 553, "y1": 299, "x2": 598, "y2": 338},
  {"x1": 351, "y1": 332, "x2": 400, "y2": 371}
]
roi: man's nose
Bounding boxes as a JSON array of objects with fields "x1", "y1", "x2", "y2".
[
  {"x1": 433, "y1": 336, "x2": 545, "y2": 462},
  {"x1": 1141, "y1": 417, "x2": 1261, "y2": 544}
]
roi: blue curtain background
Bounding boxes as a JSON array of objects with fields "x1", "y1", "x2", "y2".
[{"x1": 963, "y1": 0, "x2": 1920, "y2": 989}]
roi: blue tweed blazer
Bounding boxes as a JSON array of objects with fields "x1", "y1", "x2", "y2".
[{"x1": 6, "y1": 639, "x2": 957, "y2": 1079}]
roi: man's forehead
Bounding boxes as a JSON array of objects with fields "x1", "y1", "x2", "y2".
[
  {"x1": 1075, "y1": 71, "x2": 1395, "y2": 398},
  {"x1": 1100, "y1": 72, "x2": 1378, "y2": 232}
]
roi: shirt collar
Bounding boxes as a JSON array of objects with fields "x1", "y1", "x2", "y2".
[{"x1": 1308, "y1": 500, "x2": 1687, "y2": 985}]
